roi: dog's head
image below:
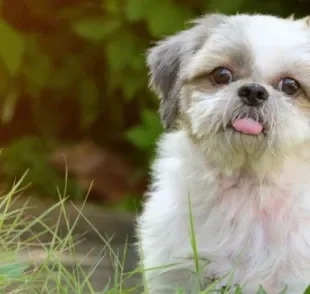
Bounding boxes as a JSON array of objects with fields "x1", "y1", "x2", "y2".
[{"x1": 147, "y1": 14, "x2": 310, "y2": 172}]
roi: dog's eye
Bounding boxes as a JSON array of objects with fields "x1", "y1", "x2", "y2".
[
  {"x1": 210, "y1": 67, "x2": 233, "y2": 85},
  {"x1": 278, "y1": 78, "x2": 300, "y2": 96}
]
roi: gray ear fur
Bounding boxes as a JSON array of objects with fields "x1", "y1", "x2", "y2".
[{"x1": 146, "y1": 13, "x2": 227, "y2": 129}]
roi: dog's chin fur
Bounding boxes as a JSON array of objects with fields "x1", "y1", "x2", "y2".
[{"x1": 137, "y1": 13, "x2": 310, "y2": 294}]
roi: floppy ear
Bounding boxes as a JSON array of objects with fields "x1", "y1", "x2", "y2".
[{"x1": 146, "y1": 13, "x2": 227, "y2": 129}]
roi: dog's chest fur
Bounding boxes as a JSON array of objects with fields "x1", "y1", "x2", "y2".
[
  {"x1": 199, "y1": 174, "x2": 308, "y2": 291},
  {"x1": 140, "y1": 130, "x2": 310, "y2": 293}
]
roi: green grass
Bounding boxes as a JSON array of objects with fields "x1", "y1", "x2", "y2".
[
  {"x1": 0, "y1": 171, "x2": 143, "y2": 293},
  {"x1": 1, "y1": 174, "x2": 310, "y2": 293}
]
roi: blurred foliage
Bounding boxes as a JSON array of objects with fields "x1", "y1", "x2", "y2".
[
  {"x1": 0, "y1": 137, "x2": 84, "y2": 198},
  {"x1": 0, "y1": 0, "x2": 309, "y2": 205}
]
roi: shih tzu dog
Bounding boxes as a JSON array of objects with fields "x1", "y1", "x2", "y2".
[{"x1": 136, "y1": 13, "x2": 310, "y2": 294}]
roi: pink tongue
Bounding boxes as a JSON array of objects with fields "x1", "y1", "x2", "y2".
[{"x1": 232, "y1": 118, "x2": 263, "y2": 135}]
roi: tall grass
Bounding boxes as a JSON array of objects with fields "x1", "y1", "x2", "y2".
[
  {"x1": 0, "y1": 172, "x2": 142, "y2": 293},
  {"x1": 1, "y1": 173, "x2": 310, "y2": 293}
]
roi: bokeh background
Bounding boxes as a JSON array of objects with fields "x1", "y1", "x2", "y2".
[{"x1": 0, "y1": 0, "x2": 309, "y2": 211}]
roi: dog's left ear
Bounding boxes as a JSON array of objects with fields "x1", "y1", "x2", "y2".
[{"x1": 147, "y1": 14, "x2": 227, "y2": 129}]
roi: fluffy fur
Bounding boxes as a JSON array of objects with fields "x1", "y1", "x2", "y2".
[{"x1": 137, "y1": 13, "x2": 310, "y2": 294}]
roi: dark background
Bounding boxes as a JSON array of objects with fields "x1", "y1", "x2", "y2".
[{"x1": 0, "y1": 0, "x2": 308, "y2": 211}]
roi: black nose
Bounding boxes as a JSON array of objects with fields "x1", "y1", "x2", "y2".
[{"x1": 238, "y1": 83, "x2": 269, "y2": 107}]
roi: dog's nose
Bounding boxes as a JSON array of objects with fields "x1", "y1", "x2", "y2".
[{"x1": 238, "y1": 83, "x2": 269, "y2": 107}]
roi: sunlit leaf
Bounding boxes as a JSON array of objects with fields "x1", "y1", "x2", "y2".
[
  {"x1": 0, "y1": 20, "x2": 25, "y2": 75},
  {"x1": 126, "y1": 108, "x2": 162, "y2": 150},
  {"x1": 126, "y1": 126, "x2": 154, "y2": 150},
  {"x1": 1, "y1": 88, "x2": 19, "y2": 124},
  {"x1": 141, "y1": 109, "x2": 161, "y2": 129},
  {"x1": 0, "y1": 262, "x2": 28, "y2": 279},
  {"x1": 234, "y1": 284, "x2": 243, "y2": 294}
]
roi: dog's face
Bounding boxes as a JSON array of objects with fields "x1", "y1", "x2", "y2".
[{"x1": 147, "y1": 14, "x2": 310, "y2": 171}]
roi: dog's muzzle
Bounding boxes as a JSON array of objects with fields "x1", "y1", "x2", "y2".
[{"x1": 227, "y1": 83, "x2": 269, "y2": 135}]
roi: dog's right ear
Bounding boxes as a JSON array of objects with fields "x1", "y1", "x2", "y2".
[{"x1": 147, "y1": 13, "x2": 227, "y2": 129}]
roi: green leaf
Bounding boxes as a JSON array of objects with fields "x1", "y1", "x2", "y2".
[
  {"x1": 0, "y1": 20, "x2": 25, "y2": 75},
  {"x1": 141, "y1": 109, "x2": 161, "y2": 129},
  {"x1": 126, "y1": 126, "x2": 154, "y2": 150},
  {"x1": 303, "y1": 285, "x2": 310, "y2": 294},
  {"x1": 256, "y1": 285, "x2": 268, "y2": 294},
  {"x1": 234, "y1": 284, "x2": 243, "y2": 294},
  {"x1": 72, "y1": 18, "x2": 121, "y2": 42},
  {"x1": 78, "y1": 78, "x2": 100, "y2": 130},
  {"x1": 126, "y1": 108, "x2": 162, "y2": 150},
  {"x1": 0, "y1": 262, "x2": 28, "y2": 279}
]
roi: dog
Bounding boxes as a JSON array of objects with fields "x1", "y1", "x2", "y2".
[{"x1": 136, "y1": 13, "x2": 310, "y2": 294}]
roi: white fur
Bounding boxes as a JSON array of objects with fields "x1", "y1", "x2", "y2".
[{"x1": 137, "y1": 14, "x2": 310, "y2": 294}]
